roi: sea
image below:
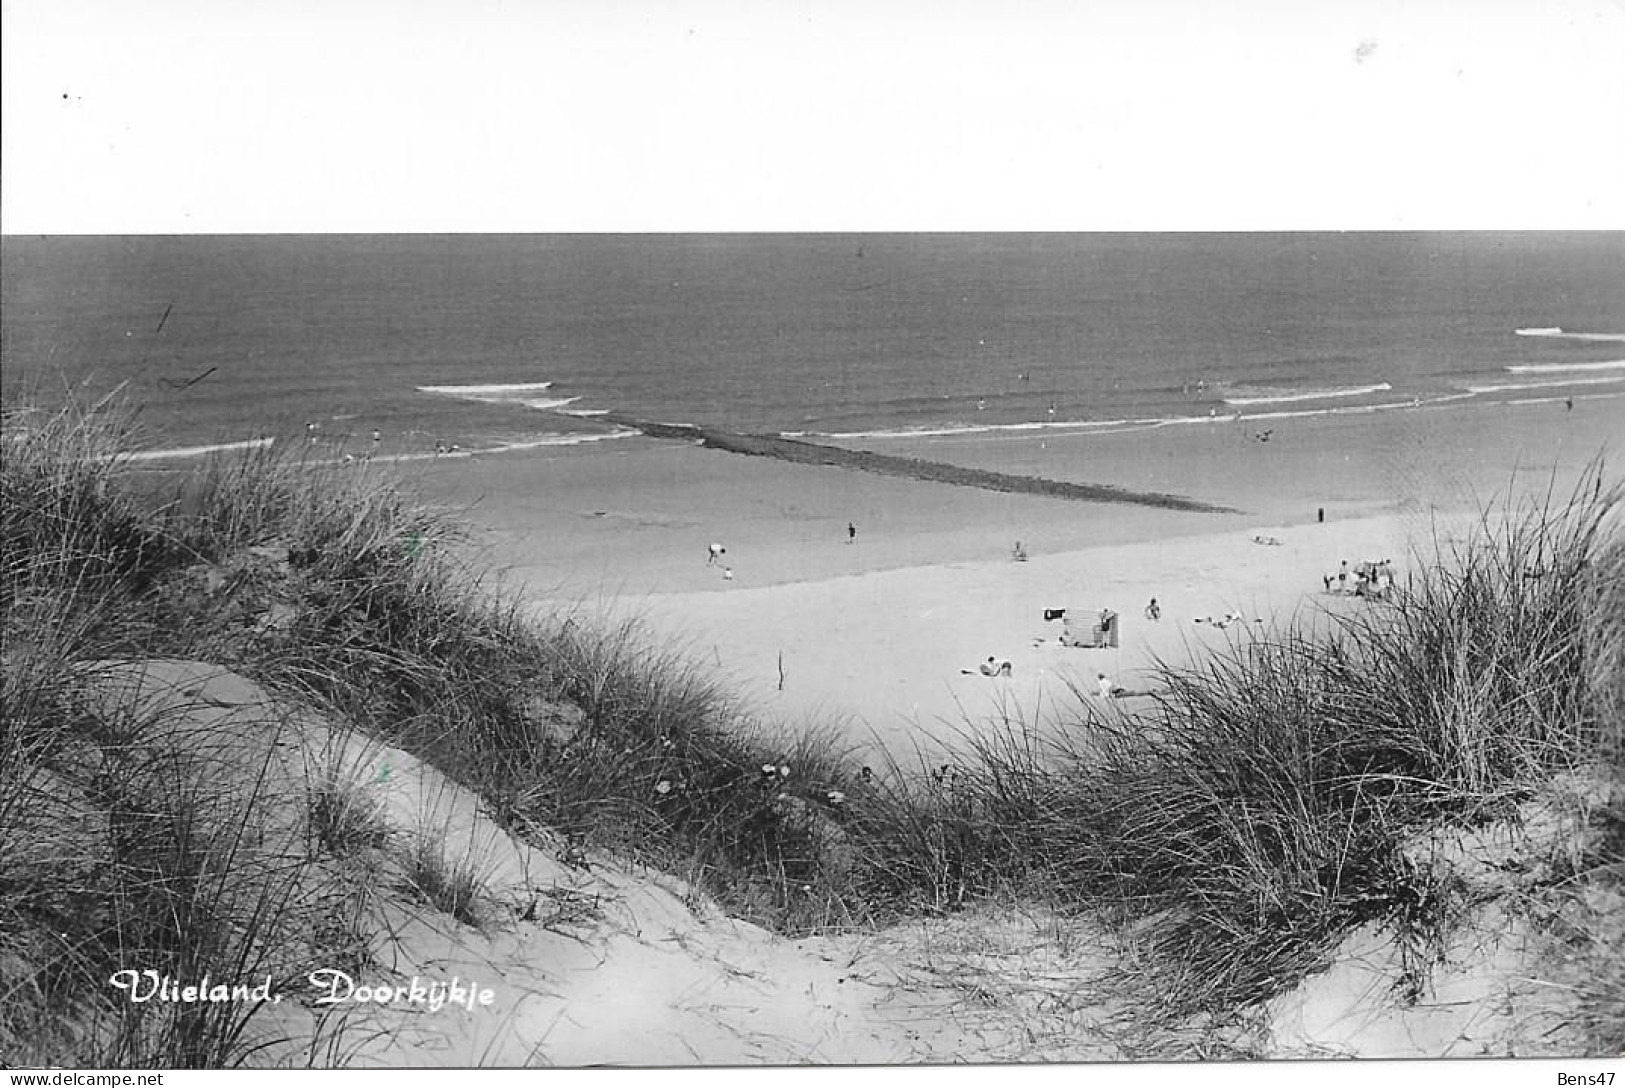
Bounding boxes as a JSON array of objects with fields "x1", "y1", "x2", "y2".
[{"x1": 2, "y1": 233, "x2": 1622, "y2": 461}]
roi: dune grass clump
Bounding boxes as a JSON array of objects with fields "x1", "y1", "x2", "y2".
[
  {"x1": 401, "y1": 829, "x2": 491, "y2": 929},
  {"x1": 0, "y1": 682, "x2": 357, "y2": 1068},
  {"x1": 305, "y1": 762, "x2": 392, "y2": 857},
  {"x1": 2, "y1": 401, "x2": 178, "y2": 614}
]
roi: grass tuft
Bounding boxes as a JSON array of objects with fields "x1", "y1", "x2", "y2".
[{"x1": 401, "y1": 829, "x2": 490, "y2": 929}]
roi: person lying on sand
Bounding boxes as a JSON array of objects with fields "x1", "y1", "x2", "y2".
[
  {"x1": 1251, "y1": 534, "x2": 1283, "y2": 546},
  {"x1": 1194, "y1": 612, "x2": 1257, "y2": 630},
  {"x1": 1097, "y1": 673, "x2": 1141, "y2": 698},
  {"x1": 968, "y1": 656, "x2": 1013, "y2": 677}
]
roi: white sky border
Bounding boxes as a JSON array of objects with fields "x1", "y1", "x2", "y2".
[{"x1": 3, "y1": 0, "x2": 1624, "y2": 235}]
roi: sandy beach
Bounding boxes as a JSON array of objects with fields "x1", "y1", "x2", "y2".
[{"x1": 415, "y1": 394, "x2": 1622, "y2": 761}]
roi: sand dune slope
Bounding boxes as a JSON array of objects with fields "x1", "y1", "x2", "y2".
[{"x1": 70, "y1": 658, "x2": 1610, "y2": 1066}]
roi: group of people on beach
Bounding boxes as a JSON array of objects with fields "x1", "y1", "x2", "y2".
[{"x1": 1323, "y1": 558, "x2": 1395, "y2": 599}]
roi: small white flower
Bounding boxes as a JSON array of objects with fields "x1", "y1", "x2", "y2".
[
  {"x1": 778, "y1": 764, "x2": 791, "y2": 779},
  {"x1": 762, "y1": 763, "x2": 778, "y2": 776},
  {"x1": 827, "y1": 790, "x2": 846, "y2": 806},
  {"x1": 655, "y1": 780, "x2": 672, "y2": 795}
]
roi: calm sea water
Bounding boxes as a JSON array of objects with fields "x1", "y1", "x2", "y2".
[{"x1": 3, "y1": 233, "x2": 1621, "y2": 458}]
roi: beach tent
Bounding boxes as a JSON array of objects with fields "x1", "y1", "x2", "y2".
[{"x1": 1061, "y1": 608, "x2": 1119, "y2": 649}]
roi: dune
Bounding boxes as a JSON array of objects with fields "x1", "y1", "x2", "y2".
[
  {"x1": 72, "y1": 659, "x2": 1605, "y2": 1065},
  {"x1": 62, "y1": 660, "x2": 987, "y2": 1065}
]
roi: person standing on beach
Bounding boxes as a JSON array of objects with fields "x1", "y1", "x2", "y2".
[
  {"x1": 847, "y1": 522, "x2": 856, "y2": 544},
  {"x1": 708, "y1": 542, "x2": 726, "y2": 566}
]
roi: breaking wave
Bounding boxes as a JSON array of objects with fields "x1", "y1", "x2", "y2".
[
  {"x1": 1504, "y1": 360, "x2": 1625, "y2": 374},
  {"x1": 1220, "y1": 382, "x2": 1392, "y2": 407},
  {"x1": 417, "y1": 381, "x2": 554, "y2": 396},
  {"x1": 1513, "y1": 327, "x2": 1625, "y2": 343},
  {"x1": 117, "y1": 437, "x2": 276, "y2": 463},
  {"x1": 1464, "y1": 375, "x2": 1625, "y2": 394}
]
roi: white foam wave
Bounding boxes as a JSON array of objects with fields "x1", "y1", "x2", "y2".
[
  {"x1": 1504, "y1": 359, "x2": 1625, "y2": 374},
  {"x1": 417, "y1": 381, "x2": 599, "y2": 416},
  {"x1": 362, "y1": 428, "x2": 641, "y2": 464},
  {"x1": 1236, "y1": 393, "x2": 1477, "y2": 423},
  {"x1": 1513, "y1": 327, "x2": 1625, "y2": 343},
  {"x1": 1464, "y1": 375, "x2": 1625, "y2": 394},
  {"x1": 559, "y1": 408, "x2": 612, "y2": 417},
  {"x1": 808, "y1": 417, "x2": 1152, "y2": 441},
  {"x1": 117, "y1": 437, "x2": 276, "y2": 463},
  {"x1": 490, "y1": 429, "x2": 641, "y2": 451},
  {"x1": 806, "y1": 391, "x2": 1490, "y2": 443},
  {"x1": 417, "y1": 381, "x2": 554, "y2": 395},
  {"x1": 1221, "y1": 382, "x2": 1392, "y2": 407}
]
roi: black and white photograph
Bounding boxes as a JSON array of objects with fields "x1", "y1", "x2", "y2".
[{"x1": 2, "y1": 0, "x2": 1623, "y2": 1077}]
